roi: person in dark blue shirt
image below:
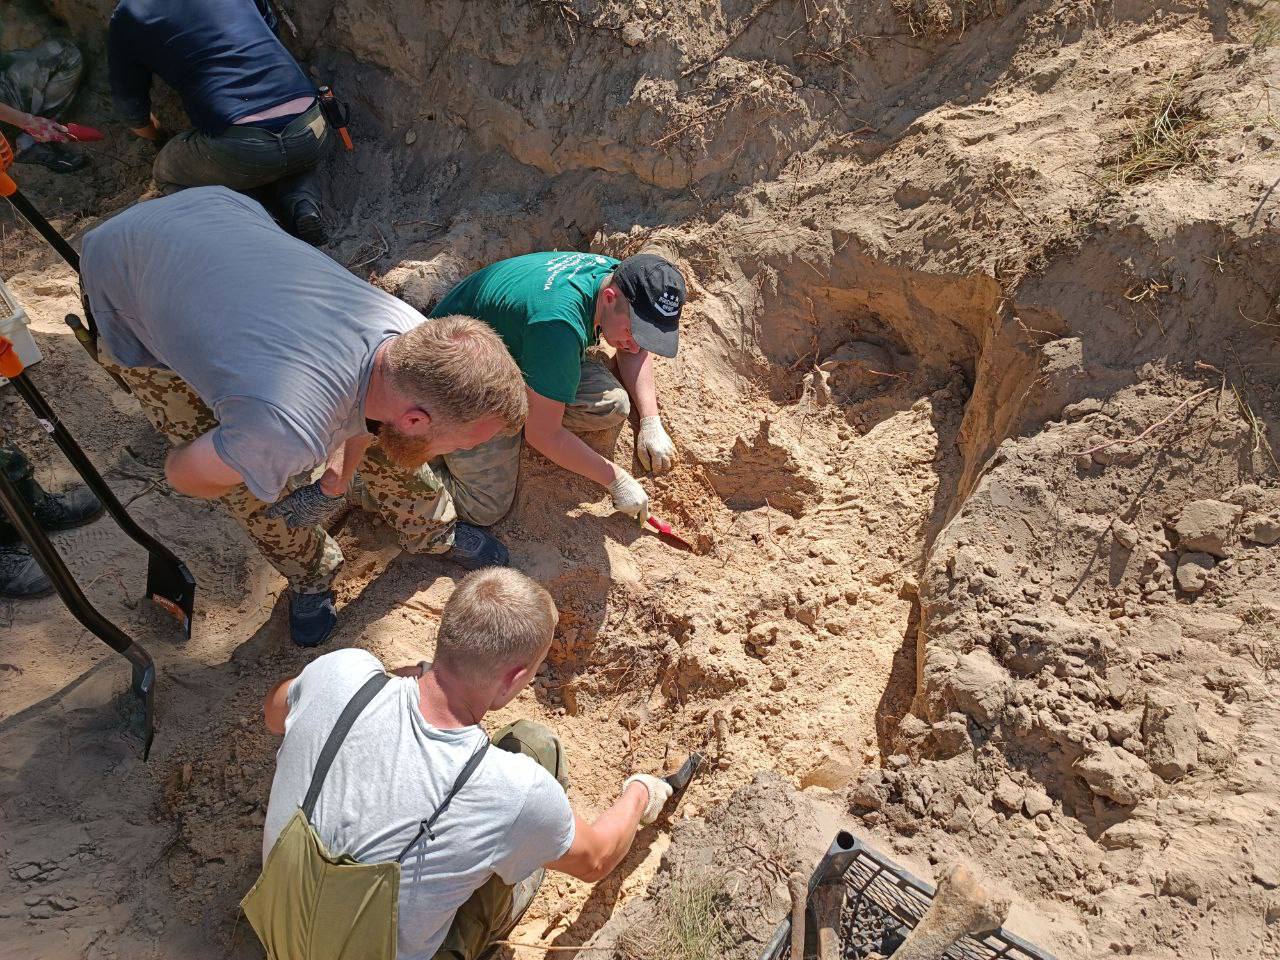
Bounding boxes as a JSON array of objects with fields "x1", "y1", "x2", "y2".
[{"x1": 108, "y1": 0, "x2": 332, "y2": 244}]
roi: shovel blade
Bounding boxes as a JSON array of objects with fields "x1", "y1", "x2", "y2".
[{"x1": 146, "y1": 555, "x2": 196, "y2": 641}]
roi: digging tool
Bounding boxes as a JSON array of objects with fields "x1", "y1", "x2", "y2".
[
  {"x1": 879, "y1": 863, "x2": 1010, "y2": 960},
  {"x1": 0, "y1": 132, "x2": 199, "y2": 755},
  {"x1": 646, "y1": 512, "x2": 694, "y2": 551},
  {"x1": 317, "y1": 85, "x2": 353, "y2": 151},
  {"x1": 809, "y1": 883, "x2": 843, "y2": 960},
  {"x1": 63, "y1": 123, "x2": 104, "y2": 143}
]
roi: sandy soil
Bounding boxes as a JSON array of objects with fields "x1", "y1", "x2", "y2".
[{"x1": 2, "y1": 0, "x2": 1279, "y2": 958}]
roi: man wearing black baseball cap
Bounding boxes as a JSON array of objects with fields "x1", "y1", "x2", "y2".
[{"x1": 427, "y1": 251, "x2": 687, "y2": 530}]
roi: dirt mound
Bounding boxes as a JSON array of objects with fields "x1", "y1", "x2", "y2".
[{"x1": 2, "y1": 0, "x2": 1279, "y2": 958}]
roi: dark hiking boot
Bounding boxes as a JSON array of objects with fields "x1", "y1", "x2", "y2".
[
  {"x1": 292, "y1": 199, "x2": 328, "y2": 246},
  {"x1": 445, "y1": 523, "x2": 509, "y2": 570},
  {"x1": 33, "y1": 485, "x2": 103, "y2": 532},
  {"x1": 289, "y1": 588, "x2": 337, "y2": 647},
  {"x1": 0, "y1": 542, "x2": 53, "y2": 598}
]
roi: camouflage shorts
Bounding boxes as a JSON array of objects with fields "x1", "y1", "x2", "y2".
[
  {"x1": 438, "y1": 357, "x2": 631, "y2": 527},
  {"x1": 98, "y1": 354, "x2": 456, "y2": 593}
]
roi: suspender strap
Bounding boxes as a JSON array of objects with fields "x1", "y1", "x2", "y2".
[
  {"x1": 396, "y1": 738, "x2": 490, "y2": 862},
  {"x1": 301, "y1": 673, "x2": 391, "y2": 821}
]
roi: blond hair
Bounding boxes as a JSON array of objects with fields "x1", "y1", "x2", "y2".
[
  {"x1": 435, "y1": 568, "x2": 558, "y2": 677},
  {"x1": 385, "y1": 315, "x2": 527, "y2": 432}
]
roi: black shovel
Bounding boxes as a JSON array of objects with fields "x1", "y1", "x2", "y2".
[{"x1": 2, "y1": 134, "x2": 196, "y2": 756}]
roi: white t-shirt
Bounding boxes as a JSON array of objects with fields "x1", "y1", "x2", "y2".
[{"x1": 262, "y1": 649, "x2": 576, "y2": 959}]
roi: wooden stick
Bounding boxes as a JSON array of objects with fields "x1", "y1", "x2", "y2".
[{"x1": 788, "y1": 869, "x2": 808, "y2": 959}]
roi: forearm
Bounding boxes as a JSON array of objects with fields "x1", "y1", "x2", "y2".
[
  {"x1": 617, "y1": 349, "x2": 659, "y2": 419},
  {"x1": 0, "y1": 103, "x2": 27, "y2": 128},
  {"x1": 320, "y1": 434, "x2": 373, "y2": 496},
  {"x1": 527, "y1": 426, "x2": 618, "y2": 488},
  {"x1": 586, "y1": 783, "x2": 648, "y2": 875}
]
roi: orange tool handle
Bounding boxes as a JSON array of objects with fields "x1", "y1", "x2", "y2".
[
  {"x1": 338, "y1": 127, "x2": 353, "y2": 151},
  {"x1": 0, "y1": 335, "x2": 25, "y2": 379},
  {"x1": 0, "y1": 134, "x2": 17, "y2": 197}
]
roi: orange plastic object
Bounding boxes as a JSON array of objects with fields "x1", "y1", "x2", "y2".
[
  {"x1": 0, "y1": 134, "x2": 16, "y2": 197},
  {"x1": 0, "y1": 335, "x2": 25, "y2": 379}
]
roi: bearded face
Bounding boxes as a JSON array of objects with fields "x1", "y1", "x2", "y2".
[{"x1": 374, "y1": 422, "x2": 441, "y2": 470}]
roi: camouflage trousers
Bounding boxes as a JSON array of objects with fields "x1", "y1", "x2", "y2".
[
  {"x1": 437, "y1": 357, "x2": 631, "y2": 527},
  {"x1": 98, "y1": 354, "x2": 455, "y2": 593}
]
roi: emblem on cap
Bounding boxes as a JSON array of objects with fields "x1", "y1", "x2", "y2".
[{"x1": 655, "y1": 291, "x2": 681, "y2": 317}]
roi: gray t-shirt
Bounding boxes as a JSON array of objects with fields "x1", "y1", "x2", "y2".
[
  {"x1": 263, "y1": 649, "x2": 576, "y2": 959},
  {"x1": 80, "y1": 187, "x2": 424, "y2": 502}
]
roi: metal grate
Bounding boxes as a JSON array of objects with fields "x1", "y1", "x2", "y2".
[{"x1": 761, "y1": 833, "x2": 1055, "y2": 960}]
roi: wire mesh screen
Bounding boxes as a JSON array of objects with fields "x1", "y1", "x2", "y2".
[{"x1": 763, "y1": 835, "x2": 1055, "y2": 960}]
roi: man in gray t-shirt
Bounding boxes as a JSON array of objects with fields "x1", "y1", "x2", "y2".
[
  {"x1": 79, "y1": 187, "x2": 528, "y2": 646},
  {"x1": 261, "y1": 569, "x2": 675, "y2": 959}
]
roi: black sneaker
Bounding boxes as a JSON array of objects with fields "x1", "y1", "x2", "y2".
[
  {"x1": 0, "y1": 542, "x2": 53, "y2": 598},
  {"x1": 16, "y1": 142, "x2": 87, "y2": 174},
  {"x1": 445, "y1": 523, "x2": 510, "y2": 570},
  {"x1": 292, "y1": 200, "x2": 328, "y2": 246},
  {"x1": 288, "y1": 588, "x2": 337, "y2": 647},
  {"x1": 33, "y1": 486, "x2": 103, "y2": 532}
]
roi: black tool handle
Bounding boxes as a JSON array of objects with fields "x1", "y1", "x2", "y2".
[
  {"x1": 0, "y1": 463, "x2": 155, "y2": 757},
  {"x1": 5, "y1": 370, "x2": 189, "y2": 579},
  {"x1": 6, "y1": 188, "x2": 80, "y2": 271}
]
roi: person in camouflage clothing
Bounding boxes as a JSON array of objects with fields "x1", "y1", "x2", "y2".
[{"x1": 80, "y1": 188, "x2": 527, "y2": 647}]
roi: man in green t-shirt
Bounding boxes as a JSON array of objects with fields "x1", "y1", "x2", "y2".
[{"x1": 429, "y1": 251, "x2": 685, "y2": 528}]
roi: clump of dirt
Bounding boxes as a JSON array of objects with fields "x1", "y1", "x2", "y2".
[{"x1": 2, "y1": 0, "x2": 1279, "y2": 959}]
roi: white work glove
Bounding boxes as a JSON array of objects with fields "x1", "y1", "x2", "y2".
[
  {"x1": 636, "y1": 416, "x2": 676, "y2": 474},
  {"x1": 624, "y1": 773, "x2": 674, "y2": 826},
  {"x1": 608, "y1": 470, "x2": 650, "y2": 526}
]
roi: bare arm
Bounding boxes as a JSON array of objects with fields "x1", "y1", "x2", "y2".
[
  {"x1": 546, "y1": 782, "x2": 648, "y2": 882},
  {"x1": 320, "y1": 433, "x2": 374, "y2": 496},
  {"x1": 616, "y1": 349, "x2": 659, "y2": 419},
  {"x1": 263, "y1": 676, "x2": 295, "y2": 735},
  {"x1": 0, "y1": 102, "x2": 68, "y2": 142},
  {"x1": 165, "y1": 432, "x2": 244, "y2": 499},
  {"x1": 523, "y1": 388, "x2": 619, "y2": 488}
]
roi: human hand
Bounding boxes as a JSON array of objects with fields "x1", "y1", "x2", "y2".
[
  {"x1": 264, "y1": 479, "x2": 346, "y2": 529},
  {"x1": 608, "y1": 470, "x2": 649, "y2": 526},
  {"x1": 22, "y1": 114, "x2": 69, "y2": 143},
  {"x1": 623, "y1": 773, "x2": 674, "y2": 826},
  {"x1": 636, "y1": 415, "x2": 675, "y2": 474}
]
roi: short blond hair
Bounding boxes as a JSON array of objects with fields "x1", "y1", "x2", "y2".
[
  {"x1": 435, "y1": 568, "x2": 558, "y2": 677},
  {"x1": 385, "y1": 315, "x2": 527, "y2": 432}
]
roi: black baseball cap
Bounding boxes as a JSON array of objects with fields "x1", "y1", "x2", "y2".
[{"x1": 613, "y1": 253, "x2": 685, "y2": 358}]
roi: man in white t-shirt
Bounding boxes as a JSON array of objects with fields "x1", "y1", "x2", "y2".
[{"x1": 260, "y1": 568, "x2": 674, "y2": 959}]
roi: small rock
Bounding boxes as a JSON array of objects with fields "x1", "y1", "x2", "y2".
[
  {"x1": 1113, "y1": 522, "x2": 1139, "y2": 551},
  {"x1": 1175, "y1": 552, "x2": 1214, "y2": 593},
  {"x1": 1074, "y1": 745, "x2": 1156, "y2": 806},
  {"x1": 1242, "y1": 515, "x2": 1280, "y2": 546},
  {"x1": 1084, "y1": 872, "x2": 1110, "y2": 894},
  {"x1": 1174, "y1": 500, "x2": 1242, "y2": 557},
  {"x1": 1253, "y1": 861, "x2": 1280, "y2": 890},
  {"x1": 1162, "y1": 868, "x2": 1202, "y2": 903},
  {"x1": 403, "y1": 129, "x2": 417, "y2": 145},
  {"x1": 948, "y1": 649, "x2": 1009, "y2": 726},
  {"x1": 1142, "y1": 691, "x2": 1200, "y2": 780},
  {"x1": 800, "y1": 753, "x2": 860, "y2": 790},
  {"x1": 49, "y1": 896, "x2": 77, "y2": 911},
  {"x1": 12, "y1": 863, "x2": 41, "y2": 882},
  {"x1": 1023, "y1": 788, "x2": 1054, "y2": 818},
  {"x1": 993, "y1": 775, "x2": 1024, "y2": 812},
  {"x1": 621, "y1": 22, "x2": 646, "y2": 46},
  {"x1": 28, "y1": 904, "x2": 54, "y2": 920},
  {"x1": 1267, "y1": 898, "x2": 1280, "y2": 925},
  {"x1": 1034, "y1": 813, "x2": 1052, "y2": 831}
]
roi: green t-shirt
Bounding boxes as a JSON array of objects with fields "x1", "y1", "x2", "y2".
[{"x1": 430, "y1": 252, "x2": 619, "y2": 404}]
